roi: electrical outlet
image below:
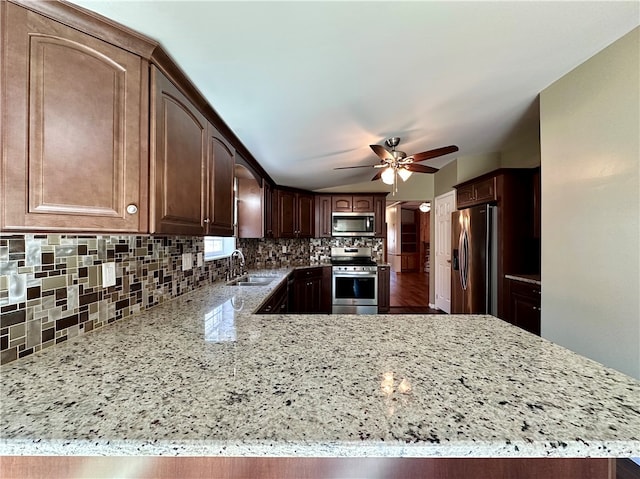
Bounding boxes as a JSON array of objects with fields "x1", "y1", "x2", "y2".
[
  {"x1": 197, "y1": 252, "x2": 203, "y2": 267},
  {"x1": 182, "y1": 253, "x2": 193, "y2": 271},
  {"x1": 101, "y1": 262, "x2": 116, "y2": 287},
  {"x1": 282, "y1": 245, "x2": 287, "y2": 253}
]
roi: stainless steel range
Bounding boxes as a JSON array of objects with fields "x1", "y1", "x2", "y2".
[{"x1": 331, "y1": 247, "x2": 378, "y2": 314}]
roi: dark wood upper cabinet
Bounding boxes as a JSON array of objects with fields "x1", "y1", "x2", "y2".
[
  {"x1": 297, "y1": 193, "x2": 314, "y2": 237},
  {"x1": 263, "y1": 182, "x2": 275, "y2": 238},
  {"x1": 150, "y1": 68, "x2": 235, "y2": 236},
  {"x1": 332, "y1": 195, "x2": 374, "y2": 212},
  {"x1": 315, "y1": 195, "x2": 332, "y2": 238},
  {"x1": 150, "y1": 67, "x2": 207, "y2": 235},
  {"x1": 2, "y1": 2, "x2": 148, "y2": 232},
  {"x1": 275, "y1": 189, "x2": 314, "y2": 238},
  {"x1": 374, "y1": 195, "x2": 387, "y2": 238},
  {"x1": 206, "y1": 125, "x2": 235, "y2": 236},
  {"x1": 455, "y1": 177, "x2": 497, "y2": 209}
]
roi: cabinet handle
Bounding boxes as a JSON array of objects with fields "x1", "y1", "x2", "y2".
[
  {"x1": 126, "y1": 204, "x2": 138, "y2": 214},
  {"x1": 264, "y1": 305, "x2": 272, "y2": 312}
]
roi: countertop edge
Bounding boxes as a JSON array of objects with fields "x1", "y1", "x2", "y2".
[{"x1": 2, "y1": 438, "x2": 637, "y2": 458}]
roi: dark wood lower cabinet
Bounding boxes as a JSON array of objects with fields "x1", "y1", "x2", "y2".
[
  {"x1": 256, "y1": 280, "x2": 288, "y2": 314},
  {"x1": 257, "y1": 267, "x2": 331, "y2": 315},
  {"x1": 291, "y1": 268, "x2": 324, "y2": 313},
  {"x1": 507, "y1": 280, "x2": 541, "y2": 335},
  {"x1": 0, "y1": 456, "x2": 615, "y2": 479},
  {"x1": 378, "y1": 265, "x2": 390, "y2": 313}
]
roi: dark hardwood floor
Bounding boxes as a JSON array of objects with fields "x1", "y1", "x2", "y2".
[{"x1": 388, "y1": 270, "x2": 443, "y2": 314}]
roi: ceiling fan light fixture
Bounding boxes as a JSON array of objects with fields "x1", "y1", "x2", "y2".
[
  {"x1": 381, "y1": 167, "x2": 395, "y2": 185},
  {"x1": 419, "y1": 202, "x2": 431, "y2": 213},
  {"x1": 398, "y1": 168, "x2": 412, "y2": 182}
]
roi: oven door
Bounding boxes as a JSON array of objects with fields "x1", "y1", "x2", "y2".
[{"x1": 332, "y1": 271, "x2": 378, "y2": 306}]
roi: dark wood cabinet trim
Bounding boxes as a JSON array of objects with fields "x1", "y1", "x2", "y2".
[
  {"x1": 9, "y1": 0, "x2": 274, "y2": 191},
  {"x1": 8, "y1": 0, "x2": 159, "y2": 58}
]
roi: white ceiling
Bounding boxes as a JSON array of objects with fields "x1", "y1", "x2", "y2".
[{"x1": 73, "y1": 1, "x2": 639, "y2": 191}]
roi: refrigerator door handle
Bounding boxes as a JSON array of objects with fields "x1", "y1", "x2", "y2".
[{"x1": 459, "y1": 227, "x2": 469, "y2": 291}]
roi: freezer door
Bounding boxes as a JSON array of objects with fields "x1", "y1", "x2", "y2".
[{"x1": 451, "y1": 206, "x2": 490, "y2": 314}]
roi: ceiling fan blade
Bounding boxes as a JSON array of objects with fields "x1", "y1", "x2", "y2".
[
  {"x1": 411, "y1": 145, "x2": 459, "y2": 162},
  {"x1": 405, "y1": 164, "x2": 439, "y2": 174},
  {"x1": 370, "y1": 144, "x2": 394, "y2": 161},
  {"x1": 333, "y1": 164, "x2": 378, "y2": 170},
  {"x1": 371, "y1": 170, "x2": 384, "y2": 181}
]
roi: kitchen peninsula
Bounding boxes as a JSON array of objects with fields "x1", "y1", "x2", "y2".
[{"x1": 2, "y1": 269, "x2": 639, "y2": 478}]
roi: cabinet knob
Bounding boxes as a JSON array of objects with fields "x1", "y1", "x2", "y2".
[
  {"x1": 126, "y1": 204, "x2": 138, "y2": 214},
  {"x1": 204, "y1": 218, "x2": 210, "y2": 223}
]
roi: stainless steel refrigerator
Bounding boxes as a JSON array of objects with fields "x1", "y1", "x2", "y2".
[{"x1": 451, "y1": 204, "x2": 498, "y2": 315}]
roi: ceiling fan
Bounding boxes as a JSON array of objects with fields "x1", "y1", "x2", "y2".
[{"x1": 334, "y1": 137, "x2": 459, "y2": 185}]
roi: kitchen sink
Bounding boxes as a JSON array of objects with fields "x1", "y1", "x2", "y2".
[{"x1": 227, "y1": 275, "x2": 277, "y2": 287}]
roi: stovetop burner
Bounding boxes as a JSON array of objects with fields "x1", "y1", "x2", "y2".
[{"x1": 330, "y1": 247, "x2": 377, "y2": 267}]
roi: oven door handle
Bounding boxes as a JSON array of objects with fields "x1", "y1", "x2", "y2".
[{"x1": 333, "y1": 271, "x2": 377, "y2": 276}]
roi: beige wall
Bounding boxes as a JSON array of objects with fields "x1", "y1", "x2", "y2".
[
  {"x1": 540, "y1": 27, "x2": 639, "y2": 379},
  {"x1": 456, "y1": 152, "x2": 501, "y2": 183},
  {"x1": 433, "y1": 160, "x2": 458, "y2": 197},
  {"x1": 501, "y1": 126, "x2": 541, "y2": 169}
]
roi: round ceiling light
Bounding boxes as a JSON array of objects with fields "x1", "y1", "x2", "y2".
[{"x1": 381, "y1": 167, "x2": 395, "y2": 185}]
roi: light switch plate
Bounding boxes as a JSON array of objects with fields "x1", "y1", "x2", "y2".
[
  {"x1": 101, "y1": 262, "x2": 116, "y2": 287},
  {"x1": 182, "y1": 253, "x2": 193, "y2": 271},
  {"x1": 197, "y1": 252, "x2": 203, "y2": 267}
]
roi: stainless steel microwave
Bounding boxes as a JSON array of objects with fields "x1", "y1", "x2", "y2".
[{"x1": 331, "y1": 212, "x2": 375, "y2": 236}]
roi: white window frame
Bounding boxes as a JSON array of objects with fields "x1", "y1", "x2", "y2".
[{"x1": 204, "y1": 236, "x2": 236, "y2": 261}]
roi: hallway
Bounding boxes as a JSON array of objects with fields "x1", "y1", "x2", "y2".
[{"x1": 389, "y1": 270, "x2": 443, "y2": 314}]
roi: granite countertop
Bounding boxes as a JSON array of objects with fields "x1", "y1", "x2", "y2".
[
  {"x1": 505, "y1": 274, "x2": 542, "y2": 286},
  {"x1": 1, "y1": 268, "x2": 639, "y2": 457}
]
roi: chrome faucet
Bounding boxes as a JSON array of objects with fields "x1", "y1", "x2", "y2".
[{"x1": 230, "y1": 249, "x2": 246, "y2": 278}]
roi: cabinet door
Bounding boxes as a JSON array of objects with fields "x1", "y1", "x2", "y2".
[
  {"x1": 150, "y1": 67, "x2": 207, "y2": 235},
  {"x1": 511, "y1": 293, "x2": 541, "y2": 336},
  {"x1": 206, "y1": 124, "x2": 234, "y2": 236},
  {"x1": 2, "y1": 3, "x2": 147, "y2": 232},
  {"x1": 374, "y1": 195, "x2": 386, "y2": 238},
  {"x1": 455, "y1": 184, "x2": 476, "y2": 209},
  {"x1": 456, "y1": 177, "x2": 497, "y2": 209},
  {"x1": 377, "y1": 266, "x2": 390, "y2": 313},
  {"x1": 316, "y1": 195, "x2": 332, "y2": 238},
  {"x1": 294, "y1": 277, "x2": 322, "y2": 313},
  {"x1": 352, "y1": 195, "x2": 374, "y2": 212},
  {"x1": 237, "y1": 176, "x2": 263, "y2": 238},
  {"x1": 332, "y1": 196, "x2": 352, "y2": 212},
  {"x1": 276, "y1": 189, "x2": 296, "y2": 238},
  {"x1": 473, "y1": 177, "x2": 496, "y2": 204},
  {"x1": 297, "y1": 193, "x2": 315, "y2": 238},
  {"x1": 264, "y1": 182, "x2": 275, "y2": 238},
  {"x1": 508, "y1": 280, "x2": 541, "y2": 335}
]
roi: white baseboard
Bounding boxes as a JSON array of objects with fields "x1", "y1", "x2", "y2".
[{"x1": 429, "y1": 303, "x2": 437, "y2": 309}]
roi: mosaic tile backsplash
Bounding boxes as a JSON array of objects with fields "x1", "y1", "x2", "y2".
[
  {"x1": 0, "y1": 234, "x2": 234, "y2": 365},
  {"x1": 1, "y1": 234, "x2": 383, "y2": 365}
]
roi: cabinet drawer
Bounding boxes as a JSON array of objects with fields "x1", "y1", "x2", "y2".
[
  {"x1": 293, "y1": 267, "x2": 323, "y2": 280},
  {"x1": 509, "y1": 280, "x2": 541, "y2": 302}
]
